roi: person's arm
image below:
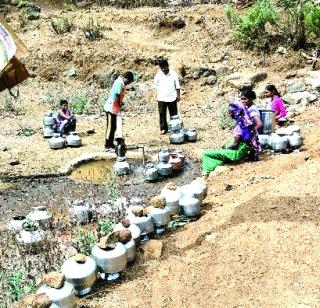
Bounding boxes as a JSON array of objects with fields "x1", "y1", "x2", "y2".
[
  {"x1": 277, "y1": 99, "x2": 287, "y2": 118},
  {"x1": 176, "y1": 89, "x2": 181, "y2": 102},
  {"x1": 173, "y1": 72, "x2": 181, "y2": 102},
  {"x1": 58, "y1": 109, "x2": 71, "y2": 120},
  {"x1": 253, "y1": 115, "x2": 263, "y2": 130},
  {"x1": 228, "y1": 135, "x2": 242, "y2": 149}
]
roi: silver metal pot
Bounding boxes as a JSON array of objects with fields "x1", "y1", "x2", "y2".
[
  {"x1": 149, "y1": 207, "x2": 171, "y2": 227},
  {"x1": 16, "y1": 227, "x2": 46, "y2": 252},
  {"x1": 37, "y1": 282, "x2": 76, "y2": 308},
  {"x1": 91, "y1": 242, "x2": 127, "y2": 275},
  {"x1": 26, "y1": 206, "x2": 52, "y2": 229},
  {"x1": 43, "y1": 112, "x2": 55, "y2": 126},
  {"x1": 258, "y1": 134, "x2": 270, "y2": 147},
  {"x1": 190, "y1": 179, "x2": 208, "y2": 199},
  {"x1": 114, "y1": 222, "x2": 141, "y2": 247},
  {"x1": 124, "y1": 239, "x2": 136, "y2": 263},
  {"x1": 259, "y1": 109, "x2": 275, "y2": 135},
  {"x1": 61, "y1": 256, "x2": 97, "y2": 296},
  {"x1": 161, "y1": 186, "x2": 180, "y2": 216},
  {"x1": 6, "y1": 215, "x2": 26, "y2": 231},
  {"x1": 179, "y1": 196, "x2": 201, "y2": 217},
  {"x1": 180, "y1": 184, "x2": 204, "y2": 202},
  {"x1": 168, "y1": 115, "x2": 183, "y2": 131},
  {"x1": 170, "y1": 130, "x2": 185, "y2": 144},
  {"x1": 144, "y1": 163, "x2": 159, "y2": 182},
  {"x1": 49, "y1": 133, "x2": 65, "y2": 149},
  {"x1": 158, "y1": 147, "x2": 170, "y2": 162},
  {"x1": 128, "y1": 215, "x2": 154, "y2": 236},
  {"x1": 270, "y1": 134, "x2": 288, "y2": 152},
  {"x1": 288, "y1": 133, "x2": 303, "y2": 149},
  {"x1": 171, "y1": 149, "x2": 185, "y2": 164},
  {"x1": 169, "y1": 154, "x2": 183, "y2": 171},
  {"x1": 66, "y1": 132, "x2": 82, "y2": 147},
  {"x1": 43, "y1": 126, "x2": 55, "y2": 138},
  {"x1": 185, "y1": 128, "x2": 198, "y2": 142},
  {"x1": 113, "y1": 157, "x2": 130, "y2": 175},
  {"x1": 156, "y1": 162, "x2": 173, "y2": 176}
]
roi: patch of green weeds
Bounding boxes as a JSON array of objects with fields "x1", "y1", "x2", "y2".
[
  {"x1": 81, "y1": 17, "x2": 103, "y2": 40},
  {"x1": 70, "y1": 91, "x2": 92, "y2": 115},
  {"x1": 74, "y1": 227, "x2": 96, "y2": 256},
  {"x1": 97, "y1": 220, "x2": 114, "y2": 238},
  {"x1": 51, "y1": 16, "x2": 75, "y2": 34},
  {"x1": 16, "y1": 127, "x2": 36, "y2": 137}
]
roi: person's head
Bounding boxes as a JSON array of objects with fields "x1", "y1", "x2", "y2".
[
  {"x1": 265, "y1": 84, "x2": 281, "y2": 98},
  {"x1": 241, "y1": 89, "x2": 256, "y2": 107},
  {"x1": 60, "y1": 98, "x2": 69, "y2": 110},
  {"x1": 122, "y1": 71, "x2": 134, "y2": 85},
  {"x1": 158, "y1": 59, "x2": 169, "y2": 75}
]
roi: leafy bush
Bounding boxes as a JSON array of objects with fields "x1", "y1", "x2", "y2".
[
  {"x1": 74, "y1": 227, "x2": 96, "y2": 256},
  {"x1": 226, "y1": 0, "x2": 278, "y2": 50},
  {"x1": 81, "y1": 17, "x2": 103, "y2": 40},
  {"x1": 51, "y1": 16, "x2": 75, "y2": 34},
  {"x1": 97, "y1": 220, "x2": 114, "y2": 238},
  {"x1": 70, "y1": 91, "x2": 92, "y2": 114}
]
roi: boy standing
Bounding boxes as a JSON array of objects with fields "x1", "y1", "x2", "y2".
[
  {"x1": 104, "y1": 71, "x2": 134, "y2": 152},
  {"x1": 154, "y1": 59, "x2": 181, "y2": 135}
]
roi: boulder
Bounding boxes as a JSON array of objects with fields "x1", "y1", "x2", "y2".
[
  {"x1": 285, "y1": 81, "x2": 305, "y2": 94},
  {"x1": 42, "y1": 272, "x2": 65, "y2": 289},
  {"x1": 13, "y1": 293, "x2": 52, "y2": 308},
  {"x1": 98, "y1": 232, "x2": 120, "y2": 250},
  {"x1": 225, "y1": 72, "x2": 267, "y2": 89},
  {"x1": 204, "y1": 75, "x2": 217, "y2": 86},
  {"x1": 140, "y1": 240, "x2": 163, "y2": 258},
  {"x1": 118, "y1": 229, "x2": 132, "y2": 244},
  {"x1": 282, "y1": 91, "x2": 312, "y2": 105},
  {"x1": 74, "y1": 253, "x2": 86, "y2": 263},
  {"x1": 150, "y1": 195, "x2": 166, "y2": 209},
  {"x1": 304, "y1": 71, "x2": 320, "y2": 90}
]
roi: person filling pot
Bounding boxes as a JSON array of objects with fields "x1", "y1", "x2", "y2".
[
  {"x1": 265, "y1": 84, "x2": 287, "y2": 126},
  {"x1": 202, "y1": 101, "x2": 261, "y2": 176}
]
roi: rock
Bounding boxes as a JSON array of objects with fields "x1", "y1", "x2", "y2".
[
  {"x1": 131, "y1": 207, "x2": 144, "y2": 217},
  {"x1": 74, "y1": 253, "x2": 86, "y2": 263},
  {"x1": 305, "y1": 71, "x2": 320, "y2": 90},
  {"x1": 150, "y1": 195, "x2": 166, "y2": 208},
  {"x1": 42, "y1": 272, "x2": 65, "y2": 289},
  {"x1": 285, "y1": 82, "x2": 305, "y2": 93},
  {"x1": 209, "y1": 166, "x2": 231, "y2": 177},
  {"x1": 282, "y1": 91, "x2": 311, "y2": 105},
  {"x1": 172, "y1": 17, "x2": 186, "y2": 29},
  {"x1": 1, "y1": 146, "x2": 8, "y2": 151},
  {"x1": 225, "y1": 72, "x2": 267, "y2": 89},
  {"x1": 141, "y1": 240, "x2": 163, "y2": 258},
  {"x1": 67, "y1": 67, "x2": 77, "y2": 77},
  {"x1": 191, "y1": 67, "x2": 215, "y2": 80},
  {"x1": 215, "y1": 65, "x2": 234, "y2": 77},
  {"x1": 204, "y1": 75, "x2": 217, "y2": 86},
  {"x1": 143, "y1": 206, "x2": 153, "y2": 216},
  {"x1": 14, "y1": 293, "x2": 52, "y2": 308},
  {"x1": 9, "y1": 158, "x2": 20, "y2": 166},
  {"x1": 86, "y1": 129, "x2": 95, "y2": 134},
  {"x1": 276, "y1": 46, "x2": 287, "y2": 54},
  {"x1": 164, "y1": 182, "x2": 177, "y2": 190},
  {"x1": 118, "y1": 229, "x2": 132, "y2": 244},
  {"x1": 98, "y1": 232, "x2": 120, "y2": 250},
  {"x1": 307, "y1": 93, "x2": 317, "y2": 103},
  {"x1": 121, "y1": 218, "x2": 131, "y2": 228},
  {"x1": 205, "y1": 233, "x2": 222, "y2": 242}
]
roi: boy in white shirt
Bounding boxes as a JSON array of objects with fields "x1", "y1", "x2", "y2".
[{"x1": 154, "y1": 60, "x2": 181, "y2": 135}]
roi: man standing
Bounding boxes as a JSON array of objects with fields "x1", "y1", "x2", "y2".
[
  {"x1": 154, "y1": 59, "x2": 181, "y2": 135},
  {"x1": 104, "y1": 71, "x2": 134, "y2": 152}
]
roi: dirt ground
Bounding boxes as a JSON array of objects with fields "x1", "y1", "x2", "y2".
[{"x1": 1, "y1": 2, "x2": 320, "y2": 307}]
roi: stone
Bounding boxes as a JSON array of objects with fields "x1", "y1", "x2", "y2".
[
  {"x1": 204, "y1": 75, "x2": 217, "y2": 85},
  {"x1": 150, "y1": 195, "x2": 166, "y2": 208},
  {"x1": 143, "y1": 206, "x2": 153, "y2": 216},
  {"x1": 98, "y1": 232, "x2": 120, "y2": 250},
  {"x1": 9, "y1": 158, "x2": 20, "y2": 166},
  {"x1": 121, "y1": 218, "x2": 131, "y2": 228},
  {"x1": 215, "y1": 65, "x2": 234, "y2": 77},
  {"x1": 225, "y1": 71, "x2": 268, "y2": 90},
  {"x1": 15, "y1": 293, "x2": 52, "y2": 308},
  {"x1": 140, "y1": 240, "x2": 163, "y2": 258},
  {"x1": 285, "y1": 82, "x2": 305, "y2": 94},
  {"x1": 42, "y1": 272, "x2": 65, "y2": 289},
  {"x1": 209, "y1": 166, "x2": 231, "y2": 177},
  {"x1": 276, "y1": 46, "x2": 287, "y2": 54},
  {"x1": 164, "y1": 182, "x2": 177, "y2": 190},
  {"x1": 307, "y1": 93, "x2": 317, "y2": 103},
  {"x1": 282, "y1": 91, "x2": 311, "y2": 105},
  {"x1": 118, "y1": 229, "x2": 132, "y2": 244},
  {"x1": 131, "y1": 207, "x2": 144, "y2": 217},
  {"x1": 205, "y1": 233, "x2": 222, "y2": 242},
  {"x1": 305, "y1": 71, "x2": 320, "y2": 90},
  {"x1": 74, "y1": 253, "x2": 86, "y2": 263},
  {"x1": 67, "y1": 67, "x2": 77, "y2": 77}
]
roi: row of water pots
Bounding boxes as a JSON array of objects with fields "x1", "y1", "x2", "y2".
[{"x1": 49, "y1": 132, "x2": 82, "y2": 149}]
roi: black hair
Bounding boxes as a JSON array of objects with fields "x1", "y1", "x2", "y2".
[
  {"x1": 123, "y1": 71, "x2": 134, "y2": 83},
  {"x1": 158, "y1": 59, "x2": 169, "y2": 68},
  {"x1": 60, "y1": 98, "x2": 68, "y2": 106},
  {"x1": 241, "y1": 89, "x2": 256, "y2": 100},
  {"x1": 265, "y1": 84, "x2": 281, "y2": 97}
]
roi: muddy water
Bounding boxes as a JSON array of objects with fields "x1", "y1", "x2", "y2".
[{"x1": 0, "y1": 158, "x2": 201, "y2": 225}]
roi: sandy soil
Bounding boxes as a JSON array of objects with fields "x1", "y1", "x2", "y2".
[{"x1": 1, "y1": 3, "x2": 320, "y2": 307}]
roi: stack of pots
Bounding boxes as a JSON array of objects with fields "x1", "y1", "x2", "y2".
[
  {"x1": 43, "y1": 112, "x2": 55, "y2": 139},
  {"x1": 156, "y1": 148, "x2": 173, "y2": 178}
]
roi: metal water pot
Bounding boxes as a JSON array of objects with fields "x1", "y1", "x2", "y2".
[
  {"x1": 180, "y1": 184, "x2": 204, "y2": 202},
  {"x1": 156, "y1": 162, "x2": 173, "y2": 176},
  {"x1": 43, "y1": 112, "x2": 55, "y2": 126},
  {"x1": 124, "y1": 239, "x2": 136, "y2": 263},
  {"x1": 270, "y1": 134, "x2": 288, "y2": 152},
  {"x1": 185, "y1": 128, "x2": 198, "y2": 142},
  {"x1": 149, "y1": 207, "x2": 171, "y2": 227},
  {"x1": 171, "y1": 149, "x2": 185, "y2": 164},
  {"x1": 258, "y1": 134, "x2": 270, "y2": 147},
  {"x1": 27, "y1": 206, "x2": 52, "y2": 229},
  {"x1": 144, "y1": 163, "x2": 159, "y2": 182},
  {"x1": 287, "y1": 125, "x2": 301, "y2": 135},
  {"x1": 170, "y1": 130, "x2": 184, "y2": 144},
  {"x1": 128, "y1": 215, "x2": 154, "y2": 236},
  {"x1": 259, "y1": 109, "x2": 275, "y2": 135},
  {"x1": 161, "y1": 186, "x2": 181, "y2": 216},
  {"x1": 61, "y1": 255, "x2": 97, "y2": 296},
  {"x1": 6, "y1": 215, "x2": 26, "y2": 231},
  {"x1": 49, "y1": 133, "x2": 65, "y2": 149},
  {"x1": 114, "y1": 222, "x2": 141, "y2": 247},
  {"x1": 190, "y1": 179, "x2": 208, "y2": 199},
  {"x1": 113, "y1": 157, "x2": 130, "y2": 175},
  {"x1": 66, "y1": 132, "x2": 82, "y2": 147},
  {"x1": 169, "y1": 154, "x2": 183, "y2": 171},
  {"x1": 91, "y1": 242, "x2": 127, "y2": 275},
  {"x1": 168, "y1": 115, "x2": 183, "y2": 131},
  {"x1": 158, "y1": 147, "x2": 170, "y2": 162},
  {"x1": 43, "y1": 126, "x2": 55, "y2": 138},
  {"x1": 16, "y1": 226, "x2": 46, "y2": 252},
  {"x1": 179, "y1": 196, "x2": 201, "y2": 217},
  {"x1": 69, "y1": 203, "x2": 90, "y2": 225},
  {"x1": 288, "y1": 133, "x2": 303, "y2": 149},
  {"x1": 37, "y1": 282, "x2": 76, "y2": 308}
]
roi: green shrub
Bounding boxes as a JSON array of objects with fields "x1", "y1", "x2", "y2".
[
  {"x1": 226, "y1": 0, "x2": 278, "y2": 50},
  {"x1": 70, "y1": 91, "x2": 92, "y2": 115},
  {"x1": 81, "y1": 17, "x2": 103, "y2": 40},
  {"x1": 51, "y1": 16, "x2": 75, "y2": 34},
  {"x1": 74, "y1": 227, "x2": 96, "y2": 256},
  {"x1": 97, "y1": 220, "x2": 114, "y2": 238}
]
